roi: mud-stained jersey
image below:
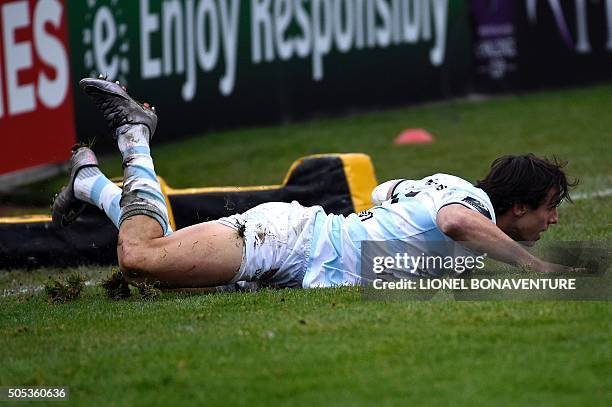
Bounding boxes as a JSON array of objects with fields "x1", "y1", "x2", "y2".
[{"x1": 302, "y1": 174, "x2": 496, "y2": 288}]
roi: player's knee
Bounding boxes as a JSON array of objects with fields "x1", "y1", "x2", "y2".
[{"x1": 117, "y1": 238, "x2": 150, "y2": 282}]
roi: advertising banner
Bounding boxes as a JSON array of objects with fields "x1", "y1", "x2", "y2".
[
  {"x1": 66, "y1": 0, "x2": 473, "y2": 150},
  {"x1": 515, "y1": 0, "x2": 612, "y2": 88},
  {"x1": 470, "y1": 0, "x2": 518, "y2": 92},
  {"x1": 0, "y1": 0, "x2": 76, "y2": 184},
  {"x1": 521, "y1": 0, "x2": 612, "y2": 87}
]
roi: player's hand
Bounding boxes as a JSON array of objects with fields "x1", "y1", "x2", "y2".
[{"x1": 531, "y1": 260, "x2": 586, "y2": 274}]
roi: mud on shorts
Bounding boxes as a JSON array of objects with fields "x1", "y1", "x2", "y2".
[{"x1": 215, "y1": 201, "x2": 323, "y2": 288}]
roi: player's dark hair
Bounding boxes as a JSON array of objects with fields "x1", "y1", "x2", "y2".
[{"x1": 476, "y1": 154, "x2": 578, "y2": 216}]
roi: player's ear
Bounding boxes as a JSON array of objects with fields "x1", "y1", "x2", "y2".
[{"x1": 511, "y1": 202, "x2": 528, "y2": 217}]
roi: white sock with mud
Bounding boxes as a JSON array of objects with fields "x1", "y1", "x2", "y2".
[
  {"x1": 74, "y1": 167, "x2": 122, "y2": 228},
  {"x1": 117, "y1": 124, "x2": 173, "y2": 235}
]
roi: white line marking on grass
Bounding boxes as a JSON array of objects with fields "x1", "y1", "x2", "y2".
[
  {"x1": 1, "y1": 286, "x2": 43, "y2": 297},
  {"x1": 572, "y1": 188, "x2": 612, "y2": 201},
  {"x1": 1, "y1": 279, "x2": 96, "y2": 297}
]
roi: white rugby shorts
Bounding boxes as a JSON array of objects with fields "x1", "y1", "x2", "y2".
[{"x1": 215, "y1": 201, "x2": 323, "y2": 288}]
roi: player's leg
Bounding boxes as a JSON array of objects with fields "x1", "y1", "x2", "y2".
[
  {"x1": 52, "y1": 146, "x2": 122, "y2": 228},
  {"x1": 53, "y1": 144, "x2": 242, "y2": 287},
  {"x1": 117, "y1": 218, "x2": 243, "y2": 287},
  {"x1": 113, "y1": 123, "x2": 243, "y2": 286},
  {"x1": 79, "y1": 77, "x2": 242, "y2": 287},
  {"x1": 116, "y1": 123, "x2": 173, "y2": 236}
]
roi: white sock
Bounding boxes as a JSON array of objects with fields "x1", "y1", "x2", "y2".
[
  {"x1": 74, "y1": 167, "x2": 122, "y2": 228},
  {"x1": 117, "y1": 124, "x2": 173, "y2": 235}
]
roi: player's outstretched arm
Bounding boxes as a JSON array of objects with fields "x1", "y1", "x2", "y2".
[{"x1": 436, "y1": 204, "x2": 572, "y2": 273}]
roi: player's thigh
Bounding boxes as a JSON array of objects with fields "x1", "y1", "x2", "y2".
[{"x1": 143, "y1": 221, "x2": 243, "y2": 287}]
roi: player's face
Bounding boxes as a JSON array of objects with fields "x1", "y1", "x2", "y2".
[{"x1": 512, "y1": 187, "x2": 560, "y2": 246}]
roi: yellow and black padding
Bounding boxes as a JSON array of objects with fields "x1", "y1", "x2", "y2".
[{"x1": 0, "y1": 154, "x2": 377, "y2": 269}]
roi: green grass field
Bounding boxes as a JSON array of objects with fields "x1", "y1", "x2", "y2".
[{"x1": 1, "y1": 84, "x2": 611, "y2": 406}]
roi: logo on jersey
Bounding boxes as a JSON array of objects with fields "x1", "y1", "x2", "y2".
[
  {"x1": 462, "y1": 197, "x2": 492, "y2": 220},
  {"x1": 358, "y1": 210, "x2": 374, "y2": 221}
]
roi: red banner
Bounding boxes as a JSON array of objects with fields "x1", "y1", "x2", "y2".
[{"x1": 0, "y1": 0, "x2": 75, "y2": 175}]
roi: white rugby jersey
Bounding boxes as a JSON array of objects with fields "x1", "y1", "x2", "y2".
[{"x1": 302, "y1": 174, "x2": 496, "y2": 288}]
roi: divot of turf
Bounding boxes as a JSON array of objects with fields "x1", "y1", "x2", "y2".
[
  {"x1": 100, "y1": 268, "x2": 132, "y2": 299},
  {"x1": 43, "y1": 273, "x2": 85, "y2": 303},
  {"x1": 136, "y1": 281, "x2": 162, "y2": 301},
  {"x1": 101, "y1": 269, "x2": 163, "y2": 301}
]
